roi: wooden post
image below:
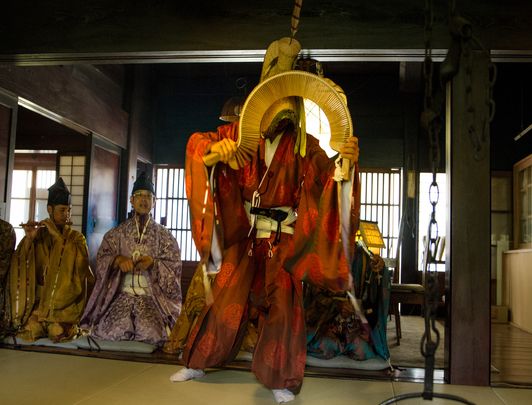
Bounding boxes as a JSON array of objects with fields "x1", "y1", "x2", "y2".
[
  {"x1": 0, "y1": 90, "x2": 18, "y2": 220},
  {"x1": 445, "y1": 50, "x2": 491, "y2": 385}
]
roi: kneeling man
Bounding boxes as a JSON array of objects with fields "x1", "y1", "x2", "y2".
[{"x1": 81, "y1": 173, "x2": 182, "y2": 346}]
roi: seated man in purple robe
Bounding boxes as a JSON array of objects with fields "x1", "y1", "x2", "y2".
[{"x1": 81, "y1": 173, "x2": 182, "y2": 347}]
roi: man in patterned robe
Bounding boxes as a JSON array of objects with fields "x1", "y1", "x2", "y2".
[
  {"x1": 7, "y1": 178, "x2": 94, "y2": 342},
  {"x1": 169, "y1": 38, "x2": 361, "y2": 403},
  {"x1": 81, "y1": 173, "x2": 182, "y2": 346}
]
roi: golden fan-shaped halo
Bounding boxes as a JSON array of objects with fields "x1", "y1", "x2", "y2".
[{"x1": 236, "y1": 70, "x2": 353, "y2": 162}]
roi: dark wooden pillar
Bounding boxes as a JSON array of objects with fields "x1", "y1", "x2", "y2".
[
  {"x1": 0, "y1": 90, "x2": 17, "y2": 220},
  {"x1": 399, "y1": 62, "x2": 423, "y2": 286},
  {"x1": 445, "y1": 50, "x2": 491, "y2": 385},
  {"x1": 120, "y1": 66, "x2": 154, "y2": 221}
]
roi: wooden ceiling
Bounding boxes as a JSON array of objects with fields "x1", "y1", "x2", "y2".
[{"x1": 3, "y1": 1, "x2": 532, "y2": 58}]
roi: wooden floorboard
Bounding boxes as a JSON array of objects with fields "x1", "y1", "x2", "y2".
[{"x1": 491, "y1": 322, "x2": 532, "y2": 387}]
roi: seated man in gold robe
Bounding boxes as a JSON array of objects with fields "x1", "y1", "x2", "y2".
[{"x1": 7, "y1": 178, "x2": 94, "y2": 342}]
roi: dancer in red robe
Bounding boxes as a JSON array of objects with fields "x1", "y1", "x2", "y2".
[{"x1": 170, "y1": 38, "x2": 360, "y2": 404}]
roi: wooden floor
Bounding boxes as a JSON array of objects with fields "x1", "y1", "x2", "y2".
[{"x1": 491, "y1": 322, "x2": 532, "y2": 387}]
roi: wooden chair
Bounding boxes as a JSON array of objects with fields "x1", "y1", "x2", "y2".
[{"x1": 387, "y1": 218, "x2": 425, "y2": 346}]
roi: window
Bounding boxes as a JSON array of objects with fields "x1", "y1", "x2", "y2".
[
  {"x1": 58, "y1": 155, "x2": 86, "y2": 232},
  {"x1": 359, "y1": 169, "x2": 402, "y2": 259},
  {"x1": 10, "y1": 152, "x2": 57, "y2": 245},
  {"x1": 418, "y1": 172, "x2": 447, "y2": 271},
  {"x1": 154, "y1": 167, "x2": 199, "y2": 261}
]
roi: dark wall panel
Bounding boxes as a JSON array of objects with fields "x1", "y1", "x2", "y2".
[
  {"x1": 152, "y1": 63, "x2": 261, "y2": 166},
  {"x1": 86, "y1": 144, "x2": 120, "y2": 265},
  {"x1": 152, "y1": 63, "x2": 407, "y2": 168},
  {"x1": 16, "y1": 107, "x2": 89, "y2": 153},
  {"x1": 0, "y1": 65, "x2": 128, "y2": 148},
  {"x1": 490, "y1": 63, "x2": 532, "y2": 171}
]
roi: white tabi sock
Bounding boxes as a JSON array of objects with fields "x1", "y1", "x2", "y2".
[
  {"x1": 272, "y1": 388, "x2": 295, "y2": 403},
  {"x1": 169, "y1": 367, "x2": 205, "y2": 382}
]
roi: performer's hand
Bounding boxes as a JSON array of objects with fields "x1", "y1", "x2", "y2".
[
  {"x1": 135, "y1": 255, "x2": 154, "y2": 272},
  {"x1": 340, "y1": 136, "x2": 359, "y2": 166},
  {"x1": 114, "y1": 255, "x2": 134, "y2": 272},
  {"x1": 40, "y1": 218, "x2": 62, "y2": 239},
  {"x1": 208, "y1": 139, "x2": 238, "y2": 166},
  {"x1": 21, "y1": 220, "x2": 40, "y2": 241}
]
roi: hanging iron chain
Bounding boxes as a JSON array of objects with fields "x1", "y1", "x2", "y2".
[
  {"x1": 420, "y1": 1, "x2": 442, "y2": 400},
  {"x1": 380, "y1": 2, "x2": 477, "y2": 404}
]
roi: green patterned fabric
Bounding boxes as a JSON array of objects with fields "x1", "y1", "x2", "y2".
[{"x1": 305, "y1": 244, "x2": 391, "y2": 361}]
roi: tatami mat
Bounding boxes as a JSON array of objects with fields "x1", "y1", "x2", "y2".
[{"x1": 1, "y1": 348, "x2": 531, "y2": 405}]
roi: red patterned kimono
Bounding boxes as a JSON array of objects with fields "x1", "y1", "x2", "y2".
[{"x1": 183, "y1": 122, "x2": 360, "y2": 392}]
